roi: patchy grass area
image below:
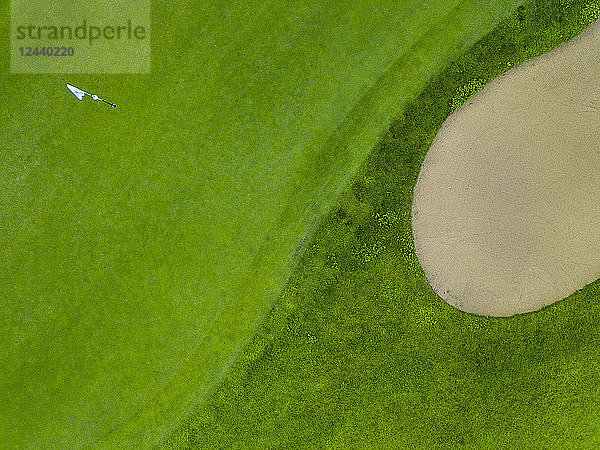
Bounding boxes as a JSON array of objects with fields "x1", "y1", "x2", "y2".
[{"x1": 166, "y1": 0, "x2": 600, "y2": 447}]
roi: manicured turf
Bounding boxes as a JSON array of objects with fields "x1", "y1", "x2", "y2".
[
  {"x1": 165, "y1": 0, "x2": 600, "y2": 447},
  {"x1": 0, "y1": 0, "x2": 529, "y2": 446}
]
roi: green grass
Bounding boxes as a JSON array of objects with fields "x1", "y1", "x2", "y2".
[
  {"x1": 165, "y1": 0, "x2": 600, "y2": 447},
  {"x1": 0, "y1": 0, "x2": 530, "y2": 446}
]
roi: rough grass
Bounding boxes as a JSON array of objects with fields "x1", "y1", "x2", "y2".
[{"x1": 165, "y1": 0, "x2": 600, "y2": 447}]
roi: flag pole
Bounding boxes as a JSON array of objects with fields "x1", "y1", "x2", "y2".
[{"x1": 99, "y1": 98, "x2": 117, "y2": 108}]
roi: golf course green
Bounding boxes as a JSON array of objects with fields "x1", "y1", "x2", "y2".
[{"x1": 3, "y1": 0, "x2": 586, "y2": 447}]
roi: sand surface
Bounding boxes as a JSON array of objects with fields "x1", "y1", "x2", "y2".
[{"x1": 412, "y1": 20, "x2": 600, "y2": 316}]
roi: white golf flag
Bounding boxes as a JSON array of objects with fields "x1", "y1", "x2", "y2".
[
  {"x1": 66, "y1": 83, "x2": 87, "y2": 101},
  {"x1": 65, "y1": 83, "x2": 116, "y2": 108}
]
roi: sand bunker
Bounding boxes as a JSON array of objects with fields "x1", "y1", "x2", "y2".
[{"x1": 412, "y1": 20, "x2": 600, "y2": 317}]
